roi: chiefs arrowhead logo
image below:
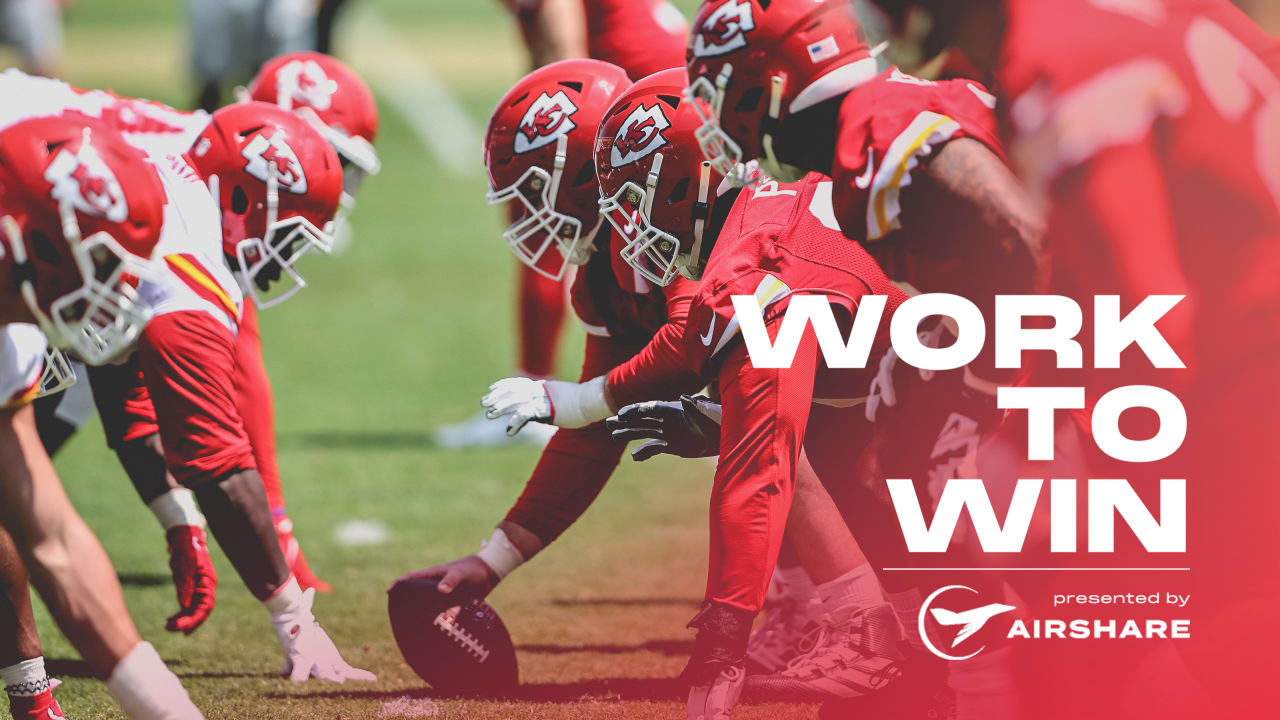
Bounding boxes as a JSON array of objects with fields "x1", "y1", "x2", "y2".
[
  {"x1": 693, "y1": 0, "x2": 755, "y2": 58},
  {"x1": 43, "y1": 144, "x2": 128, "y2": 223},
  {"x1": 610, "y1": 103, "x2": 671, "y2": 167},
  {"x1": 276, "y1": 59, "x2": 339, "y2": 111},
  {"x1": 514, "y1": 91, "x2": 579, "y2": 154},
  {"x1": 241, "y1": 131, "x2": 308, "y2": 194}
]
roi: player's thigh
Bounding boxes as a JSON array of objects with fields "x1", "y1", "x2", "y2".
[{"x1": 136, "y1": 312, "x2": 254, "y2": 486}]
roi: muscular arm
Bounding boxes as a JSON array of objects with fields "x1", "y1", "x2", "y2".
[
  {"x1": 605, "y1": 282, "x2": 705, "y2": 408},
  {"x1": 909, "y1": 136, "x2": 1046, "y2": 293},
  {"x1": 0, "y1": 404, "x2": 141, "y2": 678},
  {"x1": 501, "y1": 333, "x2": 648, "y2": 555}
]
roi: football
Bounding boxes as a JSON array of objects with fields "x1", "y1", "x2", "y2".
[{"x1": 387, "y1": 577, "x2": 519, "y2": 697}]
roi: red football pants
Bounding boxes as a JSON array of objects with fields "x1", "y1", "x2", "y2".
[{"x1": 708, "y1": 329, "x2": 820, "y2": 612}]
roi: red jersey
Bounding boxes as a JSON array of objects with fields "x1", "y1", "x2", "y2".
[
  {"x1": 514, "y1": 0, "x2": 687, "y2": 79},
  {"x1": 687, "y1": 173, "x2": 904, "y2": 388}
]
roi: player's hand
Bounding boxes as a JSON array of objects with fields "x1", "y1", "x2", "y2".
[
  {"x1": 607, "y1": 395, "x2": 722, "y2": 461},
  {"x1": 164, "y1": 525, "x2": 217, "y2": 635},
  {"x1": 389, "y1": 555, "x2": 500, "y2": 597},
  {"x1": 481, "y1": 377, "x2": 552, "y2": 435},
  {"x1": 278, "y1": 589, "x2": 377, "y2": 683}
]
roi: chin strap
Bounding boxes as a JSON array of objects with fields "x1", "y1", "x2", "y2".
[
  {"x1": 760, "y1": 75, "x2": 786, "y2": 177},
  {"x1": 682, "y1": 161, "x2": 713, "y2": 281}
]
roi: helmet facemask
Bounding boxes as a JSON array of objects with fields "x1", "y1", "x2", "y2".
[
  {"x1": 486, "y1": 134, "x2": 598, "y2": 281},
  {"x1": 6, "y1": 208, "x2": 157, "y2": 366},
  {"x1": 38, "y1": 345, "x2": 76, "y2": 396},
  {"x1": 225, "y1": 167, "x2": 336, "y2": 309},
  {"x1": 599, "y1": 154, "x2": 713, "y2": 287},
  {"x1": 687, "y1": 64, "x2": 756, "y2": 188}
]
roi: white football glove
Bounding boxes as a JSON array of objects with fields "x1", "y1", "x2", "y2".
[
  {"x1": 481, "y1": 375, "x2": 611, "y2": 435},
  {"x1": 275, "y1": 589, "x2": 377, "y2": 683}
]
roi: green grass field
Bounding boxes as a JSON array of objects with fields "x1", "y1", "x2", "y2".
[{"x1": 7, "y1": 1, "x2": 818, "y2": 718}]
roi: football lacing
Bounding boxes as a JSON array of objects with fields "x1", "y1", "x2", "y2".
[{"x1": 433, "y1": 610, "x2": 490, "y2": 663}]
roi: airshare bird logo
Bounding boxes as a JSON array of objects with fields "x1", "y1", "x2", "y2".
[
  {"x1": 693, "y1": 0, "x2": 755, "y2": 57},
  {"x1": 919, "y1": 585, "x2": 1016, "y2": 660},
  {"x1": 515, "y1": 91, "x2": 579, "y2": 154}
]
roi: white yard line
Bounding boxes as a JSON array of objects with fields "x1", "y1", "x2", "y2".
[{"x1": 344, "y1": 5, "x2": 482, "y2": 175}]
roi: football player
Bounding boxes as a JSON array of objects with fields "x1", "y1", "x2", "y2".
[
  {"x1": 867, "y1": 1, "x2": 1280, "y2": 717},
  {"x1": 79, "y1": 102, "x2": 376, "y2": 682},
  {"x1": 434, "y1": 0, "x2": 689, "y2": 448},
  {"x1": 236, "y1": 50, "x2": 382, "y2": 592},
  {"x1": 0, "y1": 116, "x2": 203, "y2": 719},
  {"x1": 683, "y1": 2, "x2": 1044, "y2": 715}
]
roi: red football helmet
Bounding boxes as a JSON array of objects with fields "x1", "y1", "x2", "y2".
[
  {"x1": 248, "y1": 51, "x2": 380, "y2": 223},
  {"x1": 484, "y1": 59, "x2": 633, "y2": 281},
  {"x1": 0, "y1": 116, "x2": 165, "y2": 364},
  {"x1": 595, "y1": 68, "x2": 727, "y2": 287},
  {"x1": 685, "y1": 0, "x2": 877, "y2": 184},
  {"x1": 185, "y1": 101, "x2": 343, "y2": 308}
]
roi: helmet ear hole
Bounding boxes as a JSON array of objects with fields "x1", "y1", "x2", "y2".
[
  {"x1": 735, "y1": 87, "x2": 764, "y2": 113},
  {"x1": 666, "y1": 178, "x2": 690, "y2": 205},
  {"x1": 231, "y1": 186, "x2": 250, "y2": 215},
  {"x1": 570, "y1": 161, "x2": 595, "y2": 187},
  {"x1": 28, "y1": 230, "x2": 60, "y2": 264}
]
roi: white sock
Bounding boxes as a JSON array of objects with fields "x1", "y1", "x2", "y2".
[
  {"x1": 948, "y1": 646, "x2": 1021, "y2": 720},
  {"x1": 105, "y1": 642, "x2": 203, "y2": 720},
  {"x1": 772, "y1": 564, "x2": 818, "y2": 602},
  {"x1": 1, "y1": 657, "x2": 48, "y2": 697},
  {"x1": 147, "y1": 489, "x2": 205, "y2": 531},
  {"x1": 264, "y1": 577, "x2": 312, "y2": 645},
  {"x1": 885, "y1": 587, "x2": 927, "y2": 652},
  {"x1": 816, "y1": 563, "x2": 884, "y2": 618}
]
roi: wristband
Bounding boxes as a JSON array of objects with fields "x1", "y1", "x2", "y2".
[
  {"x1": 477, "y1": 528, "x2": 525, "y2": 580},
  {"x1": 545, "y1": 375, "x2": 612, "y2": 429}
]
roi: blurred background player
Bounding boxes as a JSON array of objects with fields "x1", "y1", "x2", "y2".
[
  {"x1": 0, "y1": 115, "x2": 203, "y2": 719},
  {"x1": 864, "y1": 0, "x2": 1279, "y2": 717},
  {"x1": 433, "y1": 0, "x2": 688, "y2": 448},
  {"x1": 187, "y1": 0, "x2": 316, "y2": 111},
  {"x1": 0, "y1": 0, "x2": 67, "y2": 77}
]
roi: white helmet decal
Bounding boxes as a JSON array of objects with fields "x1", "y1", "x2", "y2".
[
  {"x1": 241, "y1": 131, "x2": 309, "y2": 194},
  {"x1": 277, "y1": 59, "x2": 339, "y2": 111},
  {"x1": 693, "y1": 0, "x2": 755, "y2": 58},
  {"x1": 514, "y1": 91, "x2": 579, "y2": 154},
  {"x1": 610, "y1": 103, "x2": 671, "y2": 167},
  {"x1": 44, "y1": 144, "x2": 128, "y2": 223}
]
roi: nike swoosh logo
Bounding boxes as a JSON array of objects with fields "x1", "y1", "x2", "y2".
[
  {"x1": 700, "y1": 317, "x2": 717, "y2": 346},
  {"x1": 854, "y1": 148, "x2": 875, "y2": 189}
]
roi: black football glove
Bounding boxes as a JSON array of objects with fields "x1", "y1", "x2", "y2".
[{"x1": 606, "y1": 395, "x2": 722, "y2": 461}]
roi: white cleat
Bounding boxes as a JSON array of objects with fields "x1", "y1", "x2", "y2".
[
  {"x1": 433, "y1": 409, "x2": 556, "y2": 449},
  {"x1": 747, "y1": 603, "x2": 904, "y2": 701},
  {"x1": 746, "y1": 594, "x2": 823, "y2": 674}
]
